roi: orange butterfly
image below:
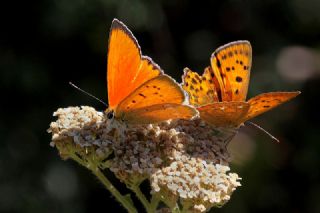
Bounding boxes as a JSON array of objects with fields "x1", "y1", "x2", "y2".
[
  {"x1": 106, "y1": 19, "x2": 197, "y2": 124},
  {"x1": 182, "y1": 40, "x2": 300, "y2": 127}
]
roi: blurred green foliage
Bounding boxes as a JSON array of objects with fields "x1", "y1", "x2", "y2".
[{"x1": 1, "y1": 0, "x2": 320, "y2": 212}]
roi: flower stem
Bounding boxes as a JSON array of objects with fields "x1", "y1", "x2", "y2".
[
  {"x1": 160, "y1": 195, "x2": 181, "y2": 213},
  {"x1": 130, "y1": 185, "x2": 152, "y2": 212},
  {"x1": 171, "y1": 204, "x2": 181, "y2": 213},
  {"x1": 149, "y1": 194, "x2": 160, "y2": 212},
  {"x1": 92, "y1": 167, "x2": 138, "y2": 213},
  {"x1": 69, "y1": 153, "x2": 138, "y2": 213}
]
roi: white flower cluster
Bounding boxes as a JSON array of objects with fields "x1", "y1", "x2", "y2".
[
  {"x1": 48, "y1": 106, "x2": 242, "y2": 212},
  {"x1": 151, "y1": 157, "x2": 241, "y2": 212},
  {"x1": 48, "y1": 106, "x2": 104, "y2": 147}
]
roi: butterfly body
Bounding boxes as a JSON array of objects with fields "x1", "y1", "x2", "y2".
[
  {"x1": 182, "y1": 41, "x2": 300, "y2": 127},
  {"x1": 106, "y1": 19, "x2": 197, "y2": 124}
]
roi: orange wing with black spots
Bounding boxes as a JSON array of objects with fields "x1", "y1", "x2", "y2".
[
  {"x1": 106, "y1": 19, "x2": 197, "y2": 124},
  {"x1": 243, "y1": 92, "x2": 301, "y2": 122},
  {"x1": 181, "y1": 40, "x2": 300, "y2": 128},
  {"x1": 116, "y1": 75, "x2": 197, "y2": 124},
  {"x1": 182, "y1": 67, "x2": 219, "y2": 107},
  {"x1": 196, "y1": 91, "x2": 300, "y2": 127},
  {"x1": 210, "y1": 41, "x2": 252, "y2": 101}
]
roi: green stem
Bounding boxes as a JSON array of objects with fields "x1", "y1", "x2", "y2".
[
  {"x1": 92, "y1": 168, "x2": 138, "y2": 213},
  {"x1": 130, "y1": 187, "x2": 162, "y2": 213},
  {"x1": 69, "y1": 152, "x2": 90, "y2": 168},
  {"x1": 130, "y1": 185, "x2": 152, "y2": 212},
  {"x1": 180, "y1": 201, "x2": 192, "y2": 213},
  {"x1": 99, "y1": 160, "x2": 112, "y2": 169},
  {"x1": 69, "y1": 153, "x2": 137, "y2": 213},
  {"x1": 149, "y1": 194, "x2": 160, "y2": 213},
  {"x1": 131, "y1": 186, "x2": 149, "y2": 210},
  {"x1": 171, "y1": 203, "x2": 181, "y2": 213},
  {"x1": 160, "y1": 195, "x2": 180, "y2": 213}
]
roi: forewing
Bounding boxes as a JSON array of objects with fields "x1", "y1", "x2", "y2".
[
  {"x1": 107, "y1": 19, "x2": 161, "y2": 109},
  {"x1": 210, "y1": 41, "x2": 252, "y2": 101}
]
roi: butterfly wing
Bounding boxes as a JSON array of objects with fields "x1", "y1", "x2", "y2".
[
  {"x1": 198, "y1": 102, "x2": 250, "y2": 127},
  {"x1": 120, "y1": 104, "x2": 197, "y2": 124},
  {"x1": 202, "y1": 66, "x2": 224, "y2": 102},
  {"x1": 116, "y1": 75, "x2": 197, "y2": 124},
  {"x1": 107, "y1": 19, "x2": 161, "y2": 109},
  {"x1": 210, "y1": 41, "x2": 252, "y2": 102},
  {"x1": 181, "y1": 67, "x2": 219, "y2": 107},
  {"x1": 243, "y1": 91, "x2": 301, "y2": 122}
]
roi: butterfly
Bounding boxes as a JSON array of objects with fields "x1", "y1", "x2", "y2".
[
  {"x1": 182, "y1": 40, "x2": 300, "y2": 127},
  {"x1": 106, "y1": 19, "x2": 197, "y2": 124}
]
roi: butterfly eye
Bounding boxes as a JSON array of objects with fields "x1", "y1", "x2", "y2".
[{"x1": 107, "y1": 110, "x2": 114, "y2": 120}]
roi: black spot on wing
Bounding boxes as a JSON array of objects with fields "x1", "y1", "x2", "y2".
[
  {"x1": 194, "y1": 75, "x2": 201, "y2": 81},
  {"x1": 139, "y1": 93, "x2": 146, "y2": 98},
  {"x1": 216, "y1": 59, "x2": 221, "y2": 68},
  {"x1": 207, "y1": 90, "x2": 214, "y2": 95},
  {"x1": 236, "y1": 76, "x2": 243, "y2": 82}
]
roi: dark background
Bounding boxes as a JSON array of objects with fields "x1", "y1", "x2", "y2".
[{"x1": 1, "y1": 0, "x2": 320, "y2": 212}]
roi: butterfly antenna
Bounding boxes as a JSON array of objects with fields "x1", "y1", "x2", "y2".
[
  {"x1": 246, "y1": 121, "x2": 280, "y2": 143},
  {"x1": 69, "y1": 82, "x2": 108, "y2": 107}
]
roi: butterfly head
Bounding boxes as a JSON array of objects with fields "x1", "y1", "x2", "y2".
[{"x1": 105, "y1": 108, "x2": 115, "y2": 120}]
